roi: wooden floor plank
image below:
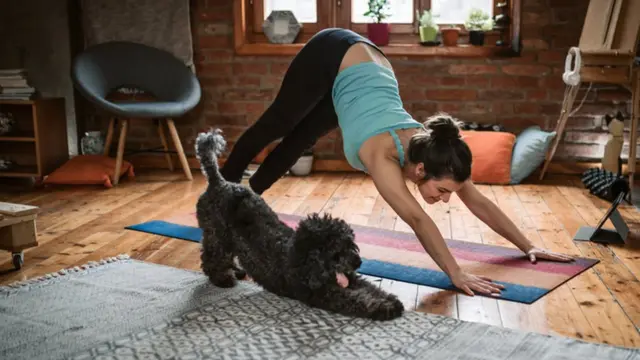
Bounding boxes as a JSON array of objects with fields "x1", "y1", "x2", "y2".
[
  {"x1": 0, "y1": 169, "x2": 639, "y2": 349},
  {"x1": 513, "y1": 183, "x2": 640, "y2": 347}
]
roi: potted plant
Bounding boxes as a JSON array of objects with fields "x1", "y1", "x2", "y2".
[
  {"x1": 290, "y1": 147, "x2": 314, "y2": 176},
  {"x1": 364, "y1": 0, "x2": 392, "y2": 46},
  {"x1": 465, "y1": 8, "x2": 493, "y2": 46},
  {"x1": 441, "y1": 24, "x2": 461, "y2": 46},
  {"x1": 416, "y1": 9, "x2": 439, "y2": 43}
]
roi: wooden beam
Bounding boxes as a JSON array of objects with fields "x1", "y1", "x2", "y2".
[{"x1": 233, "y1": 0, "x2": 247, "y2": 52}]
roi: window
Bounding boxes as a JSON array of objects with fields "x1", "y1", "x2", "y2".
[
  {"x1": 431, "y1": 0, "x2": 494, "y2": 25},
  {"x1": 263, "y1": 0, "x2": 317, "y2": 22},
  {"x1": 351, "y1": 0, "x2": 414, "y2": 24},
  {"x1": 235, "y1": 0, "x2": 521, "y2": 57}
]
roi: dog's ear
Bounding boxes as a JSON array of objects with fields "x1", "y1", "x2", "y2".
[
  {"x1": 296, "y1": 249, "x2": 331, "y2": 290},
  {"x1": 289, "y1": 249, "x2": 331, "y2": 290}
]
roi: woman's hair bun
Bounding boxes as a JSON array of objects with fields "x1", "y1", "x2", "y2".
[{"x1": 424, "y1": 113, "x2": 462, "y2": 141}]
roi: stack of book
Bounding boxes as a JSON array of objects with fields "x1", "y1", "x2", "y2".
[{"x1": 0, "y1": 69, "x2": 36, "y2": 100}]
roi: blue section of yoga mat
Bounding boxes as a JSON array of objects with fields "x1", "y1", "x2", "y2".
[
  {"x1": 125, "y1": 220, "x2": 547, "y2": 304},
  {"x1": 126, "y1": 220, "x2": 203, "y2": 242},
  {"x1": 358, "y1": 259, "x2": 547, "y2": 304}
]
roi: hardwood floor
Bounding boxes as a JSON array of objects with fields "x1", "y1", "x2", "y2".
[{"x1": 1, "y1": 169, "x2": 639, "y2": 348}]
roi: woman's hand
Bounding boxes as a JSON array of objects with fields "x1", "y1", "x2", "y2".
[
  {"x1": 527, "y1": 247, "x2": 574, "y2": 263},
  {"x1": 451, "y1": 270, "x2": 505, "y2": 297}
]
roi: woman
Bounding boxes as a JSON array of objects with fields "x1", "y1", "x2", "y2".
[{"x1": 221, "y1": 28, "x2": 573, "y2": 297}]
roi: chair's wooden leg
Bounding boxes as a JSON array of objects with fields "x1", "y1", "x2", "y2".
[
  {"x1": 113, "y1": 119, "x2": 129, "y2": 186},
  {"x1": 628, "y1": 71, "x2": 640, "y2": 193},
  {"x1": 103, "y1": 118, "x2": 115, "y2": 156},
  {"x1": 157, "y1": 119, "x2": 174, "y2": 172},
  {"x1": 539, "y1": 84, "x2": 581, "y2": 180},
  {"x1": 166, "y1": 118, "x2": 193, "y2": 181}
]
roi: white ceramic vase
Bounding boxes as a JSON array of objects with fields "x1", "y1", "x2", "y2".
[{"x1": 290, "y1": 155, "x2": 313, "y2": 176}]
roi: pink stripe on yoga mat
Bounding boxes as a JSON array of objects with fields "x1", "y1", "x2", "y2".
[
  {"x1": 278, "y1": 215, "x2": 590, "y2": 276},
  {"x1": 170, "y1": 212, "x2": 594, "y2": 275}
]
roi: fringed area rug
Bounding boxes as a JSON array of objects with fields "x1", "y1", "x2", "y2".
[{"x1": 1, "y1": 256, "x2": 637, "y2": 360}]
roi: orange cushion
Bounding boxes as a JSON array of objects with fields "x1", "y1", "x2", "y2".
[
  {"x1": 44, "y1": 155, "x2": 135, "y2": 188},
  {"x1": 461, "y1": 130, "x2": 515, "y2": 185}
]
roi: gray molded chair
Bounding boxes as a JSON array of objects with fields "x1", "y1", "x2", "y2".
[{"x1": 71, "y1": 41, "x2": 200, "y2": 185}]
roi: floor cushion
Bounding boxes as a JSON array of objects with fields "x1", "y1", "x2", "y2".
[
  {"x1": 461, "y1": 130, "x2": 516, "y2": 185},
  {"x1": 510, "y1": 126, "x2": 557, "y2": 184},
  {"x1": 43, "y1": 154, "x2": 134, "y2": 188}
]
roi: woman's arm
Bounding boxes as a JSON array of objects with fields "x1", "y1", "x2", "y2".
[
  {"x1": 456, "y1": 180, "x2": 574, "y2": 263},
  {"x1": 364, "y1": 156, "x2": 504, "y2": 296},
  {"x1": 456, "y1": 180, "x2": 534, "y2": 253}
]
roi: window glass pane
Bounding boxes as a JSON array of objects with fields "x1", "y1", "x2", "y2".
[
  {"x1": 264, "y1": 0, "x2": 317, "y2": 23},
  {"x1": 352, "y1": 0, "x2": 413, "y2": 23},
  {"x1": 431, "y1": 0, "x2": 493, "y2": 25}
]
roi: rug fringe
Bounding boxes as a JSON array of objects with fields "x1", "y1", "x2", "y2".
[{"x1": 2, "y1": 254, "x2": 131, "y2": 290}]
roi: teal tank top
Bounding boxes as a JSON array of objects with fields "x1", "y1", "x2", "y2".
[{"x1": 332, "y1": 61, "x2": 424, "y2": 172}]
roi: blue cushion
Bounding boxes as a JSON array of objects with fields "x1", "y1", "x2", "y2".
[{"x1": 510, "y1": 126, "x2": 556, "y2": 184}]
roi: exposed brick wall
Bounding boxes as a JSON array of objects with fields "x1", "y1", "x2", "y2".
[{"x1": 86, "y1": 0, "x2": 636, "y2": 163}]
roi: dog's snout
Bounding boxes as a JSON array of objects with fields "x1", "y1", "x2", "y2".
[{"x1": 351, "y1": 254, "x2": 362, "y2": 269}]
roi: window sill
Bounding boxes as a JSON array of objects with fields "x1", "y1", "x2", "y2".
[{"x1": 235, "y1": 42, "x2": 518, "y2": 57}]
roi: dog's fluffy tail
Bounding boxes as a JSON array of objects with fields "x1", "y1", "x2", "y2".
[{"x1": 195, "y1": 128, "x2": 226, "y2": 186}]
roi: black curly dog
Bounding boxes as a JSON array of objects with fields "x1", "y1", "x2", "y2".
[{"x1": 194, "y1": 129, "x2": 404, "y2": 321}]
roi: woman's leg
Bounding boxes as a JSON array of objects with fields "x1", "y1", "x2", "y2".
[
  {"x1": 220, "y1": 30, "x2": 343, "y2": 183},
  {"x1": 249, "y1": 92, "x2": 339, "y2": 194}
]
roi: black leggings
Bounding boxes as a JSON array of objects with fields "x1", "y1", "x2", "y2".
[{"x1": 220, "y1": 28, "x2": 382, "y2": 194}]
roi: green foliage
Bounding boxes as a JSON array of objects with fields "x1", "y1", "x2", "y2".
[
  {"x1": 363, "y1": 0, "x2": 391, "y2": 23},
  {"x1": 465, "y1": 8, "x2": 493, "y2": 31},
  {"x1": 416, "y1": 9, "x2": 438, "y2": 28}
]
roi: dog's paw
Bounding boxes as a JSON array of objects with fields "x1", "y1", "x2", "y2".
[
  {"x1": 370, "y1": 297, "x2": 404, "y2": 321},
  {"x1": 234, "y1": 268, "x2": 247, "y2": 280},
  {"x1": 212, "y1": 274, "x2": 237, "y2": 288}
]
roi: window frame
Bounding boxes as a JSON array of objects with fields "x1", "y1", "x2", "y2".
[{"x1": 233, "y1": 0, "x2": 522, "y2": 57}]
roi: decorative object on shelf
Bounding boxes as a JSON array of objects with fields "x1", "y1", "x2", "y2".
[
  {"x1": 0, "y1": 111, "x2": 15, "y2": 136},
  {"x1": 0, "y1": 157, "x2": 14, "y2": 171},
  {"x1": 459, "y1": 121, "x2": 506, "y2": 132},
  {"x1": 364, "y1": 0, "x2": 391, "y2": 46},
  {"x1": 0, "y1": 68, "x2": 36, "y2": 100},
  {"x1": 465, "y1": 8, "x2": 494, "y2": 46},
  {"x1": 81, "y1": 130, "x2": 106, "y2": 155},
  {"x1": 494, "y1": 1, "x2": 511, "y2": 47},
  {"x1": 441, "y1": 25, "x2": 461, "y2": 46},
  {"x1": 262, "y1": 10, "x2": 302, "y2": 44},
  {"x1": 416, "y1": 9, "x2": 439, "y2": 43},
  {"x1": 419, "y1": 40, "x2": 442, "y2": 47},
  {"x1": 602, "y1": 111, "x2": 625, "y2": 175},
  {"x1": 289, "y1": 148, "x2": 314, "y2": 176}
]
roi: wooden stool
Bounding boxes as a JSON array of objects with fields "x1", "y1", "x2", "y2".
[{"x1": 0, "y1": 202, "x2": 39, "y2": 270}]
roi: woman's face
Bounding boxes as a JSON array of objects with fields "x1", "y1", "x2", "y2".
[
  {"x1": 406, "y1": 162, "x2": 463, "y2": 204},
  {"x1": 417, "y1": 178, "x2": 461, "y2": 204}
]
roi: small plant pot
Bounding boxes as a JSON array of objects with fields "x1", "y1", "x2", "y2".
[
  {"x1": 290, "y1": 155, "x2": 314, "y2": 176},
  {"x1": 419, "y1": 26, "x2": 438, "y2": 42},
  {"x1": 469, "y1": 30, "x2": 485, "y2": 46},
  {"x1": 367, "y1": 23, "x2": 390, "y2": 46},
  {"x1": 441, "y1": 27, "x2": 460, "y2": 46}
]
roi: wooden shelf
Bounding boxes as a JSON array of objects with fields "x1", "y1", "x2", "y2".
[
  {"x1": 0, "y1": 99, "x2": 36, "y2": 105},
  {"x1": 0, "y1": 131, "x2": 36, "y2": 142},
  {"x1": 235, "y1": 42, "x2": 515, "y2": 57},
  {"x1": 0, "y1": 98, "x2": 68, "y2": 179},
  {"x1": 0, "y1": 165, "x2": 38, "y2": 178}
]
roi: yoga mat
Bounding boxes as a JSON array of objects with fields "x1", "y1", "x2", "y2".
[{"x1": 126, "y1": 213, "x2": 599, "y2": 304}]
